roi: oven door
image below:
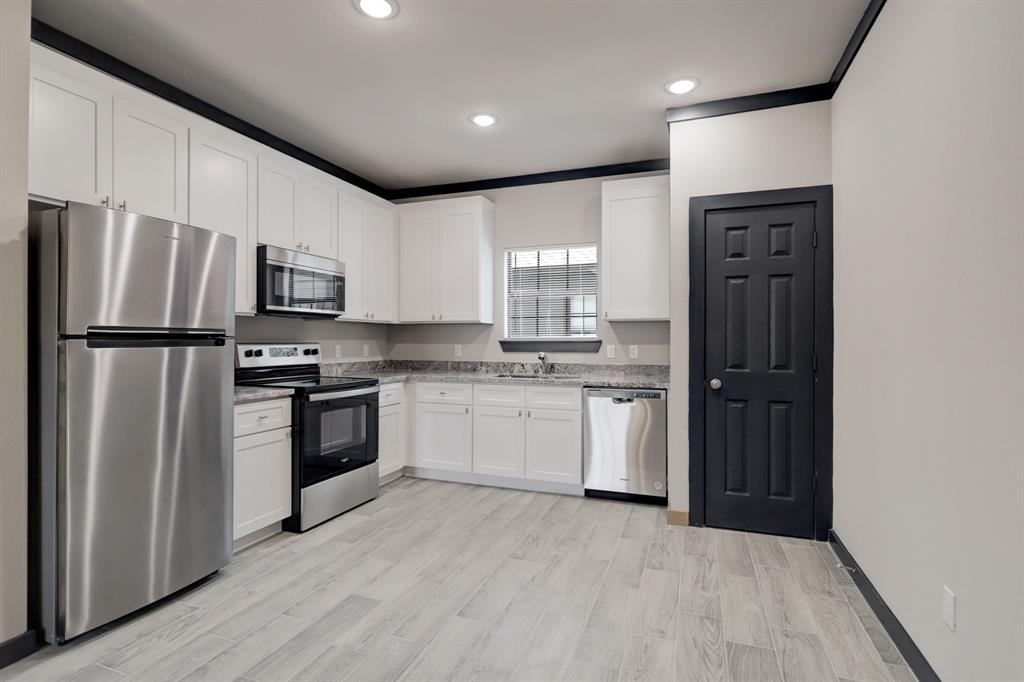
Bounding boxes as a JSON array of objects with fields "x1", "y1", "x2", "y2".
[
  {"x1": 257, "y1": 245, "x2": 345, "y2": 318},
  {"x1": 300, "y1": 386, "x2": 379, "y2": 487}
]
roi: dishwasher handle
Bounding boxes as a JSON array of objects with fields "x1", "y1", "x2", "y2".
[{"x1": 584, "y1": 388, "x2": 666, "y2": 401}]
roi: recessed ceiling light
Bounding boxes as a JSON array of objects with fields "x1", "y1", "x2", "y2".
[
  {"x1": 356, "y1": 0, "x2": 396, "y2": 19},
  {"x1": 665, "y1": 77, "x2": 699, "y2": 95},
  {"x1": 469, "y1": 113, "x2": 499, "y2": 128}
]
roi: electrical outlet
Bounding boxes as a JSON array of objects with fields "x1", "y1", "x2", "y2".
[
  {"x1": 334, "y1": 344, "x2": 342, "y2": 357},
  {"x1": 362, "y1": 344, "x2": 369, "y2": 358},
  {"x1": 943, "y1": 585, "x2": 956, "y2": 632},
  {"x1": 606, "y1": 345, "x2": 616, "y2": 359},
  {"x1": 629, "y1": 345, "x2": 639, "y2": 359},
  {"x1": 454, "y1": 344, "x2": 462, "y2": 357}
]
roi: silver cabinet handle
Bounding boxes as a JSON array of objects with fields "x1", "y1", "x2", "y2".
[
  {"x1": 100, "y1": 195, "x2": 110, "y2": 207},
  {"x1": 257, "y1": 415, "x2": 268, "y2": 421},
  {"x1": 527, "y1": 410, "x2": 531, "y2": 418},
  {"x1": 518, "y1": 410, "x2": 522, "y2": 417},
  {"x1": 465, "y1": 407, "x2": 469, "y2": 414},
  {"x1": 370, "y1": 312, "x2": 375, "y2": 319},
  {"x1": 439, "y1": 313, "x2": 443, "y2": 320},
  {"x1": 431, "y1": 313, "x2": 436, "y2": 320},
  {"x1": 297, "y1": 242, "x2": 304, "y2": 250},
  {"x1": 118, "y1": 200, "x2": 127, "y2": 211},
  {"x1": 709, "y1": 378, "x2": 722, "y2": 390}
]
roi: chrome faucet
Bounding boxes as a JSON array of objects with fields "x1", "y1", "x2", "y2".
[{"x1": 537, "y1": 352, "x2": 550, "y2": 375}]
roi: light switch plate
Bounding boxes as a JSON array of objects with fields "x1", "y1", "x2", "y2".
[
  {"x1": 942, "y1": 585, "x2": 956, "y2": 632},
  {"x1": 454, "y1": 344, "x2": 462, "y2": 357},
  {"x1": 606, "y1": 345, "x2": 616, "y2": 359},
  {"x1": 629, "y1": 345, "x2": 639, "y2": 359},
  {"x1": 362, "y1": 344, "x2": 369, "y2": 358}
]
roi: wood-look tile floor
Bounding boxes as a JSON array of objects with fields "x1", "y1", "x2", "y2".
[{"x1": 3, "y1": 478, "x2": 916, "y2": 682}]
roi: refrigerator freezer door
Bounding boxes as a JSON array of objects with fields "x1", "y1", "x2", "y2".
[
  {"x1": 60, "y1": 202, "x2": 235, "y2": 336},
  {"x1": 57, "y1": 338, "x2": 233, "y2": 641}
]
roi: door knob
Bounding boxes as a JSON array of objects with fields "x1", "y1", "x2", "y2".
[{"x1": 709, "y1": 378, "x2": 722, "y2": 390}]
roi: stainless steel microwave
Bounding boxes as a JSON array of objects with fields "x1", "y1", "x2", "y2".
[{"x1": 257, "y1": 245, "x2": 345, "y2": 318}]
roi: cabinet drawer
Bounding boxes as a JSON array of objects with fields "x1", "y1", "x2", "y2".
[
  {"x1": 525, "y1": 386, "x2": 582, "y2": 411},
  {"x1": 415, "y1": 382, "x2": 473, "y2": 405},
  {"x1": 473, "y1": 384, "x2": 525, "y2": 408},
  {"x1": 379, "y1": 383, "x2": 404, "y2": 407},
  {"x1": 234, "y1": 398, "x2": 292, "y2": 437}
]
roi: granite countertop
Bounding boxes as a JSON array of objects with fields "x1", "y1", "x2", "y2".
[
  {"x1": 334, "y1": 366, "x2": 669, "y2": 390},
  {"x1": 234, "y1": 385, "x2": 295, "y2": 404}
]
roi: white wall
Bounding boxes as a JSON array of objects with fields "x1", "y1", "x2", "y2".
[
  {"x1": 390, "y1": 174, "x2": 671, "y2": 365},
  {"x1": 667, "y1": 101, "x2": 832, "y2": 512},
  {"x1": 831, "y1": 2, "x2": 1024, "y2": 679},
  {"x1": 236, "y1": 316, "x2": 389, "y2": 362},
  {"x1": 0, "y1": 0, "x2": 30, "y2": 646}
]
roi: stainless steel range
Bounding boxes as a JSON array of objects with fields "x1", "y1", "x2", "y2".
[{"x1": 235, "y1": 343, "x2": 379, "y2": 531}]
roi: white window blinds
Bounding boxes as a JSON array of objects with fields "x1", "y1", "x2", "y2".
[{"x1": 505, "y1": 244, "x2": 599, "y2": 338}]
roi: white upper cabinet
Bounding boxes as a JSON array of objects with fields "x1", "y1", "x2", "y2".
[
  {"x1": 29, "y1": 63, "x2": 112, "y2": 206},
  {"x1": 188, "y1": 128, "x2": 258, "y2": 314},
  {"x1": 112, "y1": 97, "x2": 189, "y2": 223},
  {"x1": 300, "y1": 173, "x2": 338, "y2": 259},
  {"x1": 337, "y1": 195, "x2": 397, "y2": 323},
  {"x1": 601, "y1": 176, "x2": 670, "y2": 321},
  {"x1": 399, "y1": 196, "x2": 494, "y2": 324},
  {"x1": 337, "y1": 196, "x2": 365, "y2": 321},
  {"x1": 258, "y1": 153, "x2": 302, "y2": 251},
  {"x1": 399, "y1": 210, "x2": 440, "y2": 322}
]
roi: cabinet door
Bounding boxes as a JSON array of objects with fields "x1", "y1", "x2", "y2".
[
  {"x1": 414, "y1": 403, "x2": 472, "y2": 472},
  {"x1": 362, "y1": 206, "x2": 393, "y2": 322},
  {"x1": 378, "y1": 404, "x2": 403, "y2": 478},
  {"x1": 300, "y1": 174, "x2": 337, "y2": 258},
  {"x1": 473, "y1": 406, "x2": 525, "y2": 478},
  {"x1": 525, "y1": 409, "x2": 582, "y2": 484},
  {"x1": 438, "y1": 208, "x2": 479, "y2": 321},
  {"x1": 602, "y1": 177, "x2": 670, "y2": 320},
  {"x1": 189, "y1": 129, "x2": 258, "y2": 314},
  {"x1": 400, "y1": 212, "x2": 439, "y2": 322},
  {"x1": 337, "y1": 196, "x2": 365, "y2": 321},
  {"x1": 29, "y1": 64, "x2": 112, "y2": 206},
  {"x1": 233, "y1": 427, "x2": 292, "y2": 540},
  {"x1": 258, "y1": 154, "x2": 302, "y2": 250},
  {"x1": 112, "y1": 97, "x2": 189, "y2": 222}
]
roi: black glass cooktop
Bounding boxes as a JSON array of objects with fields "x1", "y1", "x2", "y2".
[{"x1": 258, "y1": 376, "x2": 377, "y2": 392}]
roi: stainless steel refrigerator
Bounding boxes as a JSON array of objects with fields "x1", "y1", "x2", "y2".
[{"x1": 31, "y1": 202, "x2": 236, "y2": 643}]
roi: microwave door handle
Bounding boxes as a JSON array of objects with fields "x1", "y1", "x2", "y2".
[{"x1": 307, "y1": 386, "x2": 380, "y2": 402}]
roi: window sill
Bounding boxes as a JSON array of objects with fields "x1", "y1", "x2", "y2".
[{"x1": 499, "y1": 338, "x2": 603, "y2": 353}]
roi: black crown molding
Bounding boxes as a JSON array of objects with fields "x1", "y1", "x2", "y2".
[
  {"x1": 666, "y1": 0, "x2": 886, "y2": 125},
  {"x1": 30, "y1": 19, "x2": 389, "y2": 199},
  {"x1": 388, "y1": 158, "x2": 669, "y2": 201},
  {"x1": 31, "y1": 0, "x2": 886, "y2": 201}
]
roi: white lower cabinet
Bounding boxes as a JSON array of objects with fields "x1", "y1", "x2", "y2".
[
  {"x1": 233, "y1": 426, "x2": 291, "y2": 541},
  {"x1": 525, "y1": 408, "x2": 583, "y2": 485},
  {"x1": 378, "y1": 404, "x2": 404, "y2": 478},
  {"x1": 473, "y1": 406, "x2": 525, "y2": 478},
  {"x1": 414, "y1": 403, "x2": 473, "y2": 473},
  {"x1": 411, "y1": 383, "x2": 582, "y2": 491},
  {"x1": 233, "y1": 399, "x2": 292, "y2": 541}
]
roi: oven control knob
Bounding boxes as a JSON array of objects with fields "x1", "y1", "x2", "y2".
[
  {"x1": 244, "y1": 350, "x2": 254, "y2": 358},
  {"x1": 253, "y1": 349, "x2": 264, "y2": 357},
  {"x1": 303, "y1": 348, "x2": 312, "y2": 355},
  {"x1": 311, "y1": 349, "x2": 319, "y2": 356}
]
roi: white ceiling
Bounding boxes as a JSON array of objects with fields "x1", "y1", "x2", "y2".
[{"x1": 32, "y1": 0, "x2": 868, "y2": 190}]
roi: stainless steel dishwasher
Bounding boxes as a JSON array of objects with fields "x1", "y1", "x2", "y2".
[{"x1": 583, "y1": 388, "x2": 667, "y2": 503}]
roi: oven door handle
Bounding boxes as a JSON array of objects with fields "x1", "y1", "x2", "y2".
[{"x1": 307, "y1": 386, "x2": 380, "y2": 402}]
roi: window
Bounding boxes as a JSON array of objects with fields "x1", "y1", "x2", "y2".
[{"x1": 504, "y1": 244, "x2": 599, "y2": 340}]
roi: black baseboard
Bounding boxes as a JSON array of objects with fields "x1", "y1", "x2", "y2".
[
  {"x1": 829, "y1": 531, "x2": 940, "y2": 682},
  {"x1": 0, "y1": 629, "x2": 38, "y2": 670},
  {"x1": 584, "y1": 489, "x2": 667, "y2": 506}
]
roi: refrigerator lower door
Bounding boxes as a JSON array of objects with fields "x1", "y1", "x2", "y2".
[{"x1": 55, "y1": 337, "x2": 233, "y2": 642}]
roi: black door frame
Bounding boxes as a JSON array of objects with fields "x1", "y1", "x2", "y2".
[{"x1": 688, "y1": 185, "x2": 834, "y2": 540}]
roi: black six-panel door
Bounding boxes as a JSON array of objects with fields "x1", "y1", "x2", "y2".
[{"x1": 704, "y1": 202, "x2": 817, "y2": 537}]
